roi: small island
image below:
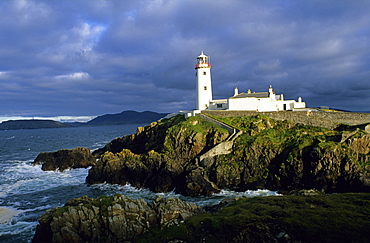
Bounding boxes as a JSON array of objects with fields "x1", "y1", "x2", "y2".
[{"x1": 0, "y1": 119, "x2": 71, "y2": 130}]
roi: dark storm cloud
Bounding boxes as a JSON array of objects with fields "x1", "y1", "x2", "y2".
[{"x1": 0, "y1": 0, "x2": 369, "y2": 119}]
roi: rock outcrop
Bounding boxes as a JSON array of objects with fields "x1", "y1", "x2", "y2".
[
  {"x1": 86, "y1": 114, "x2": 370, "y2": 195},
  {"x1": 32, "y1": 194, "x2": 202, "y2": 243},
  {"x1": 33, "y1": 147, "x2": 95, "y2": 171}
]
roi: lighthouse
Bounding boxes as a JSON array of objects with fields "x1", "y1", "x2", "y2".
[{"x1": 195, "y1": 51, "x2": 213, "y2": 110}]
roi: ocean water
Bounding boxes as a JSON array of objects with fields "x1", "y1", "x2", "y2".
[{"x1": 0, "y1": 125, "x2": 279, "y2": 242}]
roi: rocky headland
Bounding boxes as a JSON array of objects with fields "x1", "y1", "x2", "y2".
[
  {"x1": 32, "y1": 110, "x2": 370, "y2": 242},
  {"x1": 86, "y1": 112, "x2": 370, "y2": 196}
]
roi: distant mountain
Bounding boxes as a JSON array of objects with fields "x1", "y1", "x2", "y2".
[
  {"x1": 85, "y1": 110, "x2": 168, "y2": 126},
  {"x1": 0, "y1": 119, "x2": 71, "y2": 130}
]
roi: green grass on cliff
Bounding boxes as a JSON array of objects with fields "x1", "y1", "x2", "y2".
[
  {"x1": 163, "y1": 116, "x2": 230, "y2": 153},
  {"x1": 208, "y1": 114, "x2": 337, "y2": 151},
  {"x1": 213, "y1": 115, "x2": 368, "y2": 163},
  {"x1": 137, "y1": 193, "x2": 370, "y2": 243},
  {"x1": 177, "y1": 116, "x2": 229, "y2": 134}
]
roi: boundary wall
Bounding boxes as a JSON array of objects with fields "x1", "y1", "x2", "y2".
[{"x1": 202, "y1": 110, "x2": 370, "y2": 129}]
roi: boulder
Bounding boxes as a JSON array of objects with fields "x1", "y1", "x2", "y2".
[{"x1": 33, "y1": 147, "x2": 95, "y2": 171}]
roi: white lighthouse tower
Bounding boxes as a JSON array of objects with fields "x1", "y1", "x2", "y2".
[{"x1": 195, "y1": 51, "x2": 213, "y2": 110}]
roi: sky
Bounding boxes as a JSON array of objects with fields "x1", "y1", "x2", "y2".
[{"x1": 0, "y1": 0, "x2": 369, "y2": 122}]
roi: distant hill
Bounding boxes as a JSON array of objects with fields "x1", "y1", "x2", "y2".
[
  {"x1": 0, "y1": 120, "x2": 71, "y2": 130},
  {"x1": 85, "y1": 110, "x2": 168, "y2": 126},
  {"x1": 0, "y1": 111, "x2": 168, "y2": 130}
]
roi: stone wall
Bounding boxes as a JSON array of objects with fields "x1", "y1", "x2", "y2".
[{"x1": 202, "y1": 110, "x2": 370, "y2": 129}]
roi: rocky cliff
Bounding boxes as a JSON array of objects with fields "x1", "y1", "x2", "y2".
[
  {"x1": 32, "y1": 194, "x2": 201, "y2": 243},
  {"x1": 86, "y1": 114, "x2": 370, "y2": 196}
]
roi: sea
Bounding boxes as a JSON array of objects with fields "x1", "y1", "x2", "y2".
[{"x1": 0, "y1": 124, "x2": 279, "y2": 242}]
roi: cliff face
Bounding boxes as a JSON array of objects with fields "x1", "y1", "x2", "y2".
[{"x1": 86, "y1": 114, "x2": 370, "y2": 196}]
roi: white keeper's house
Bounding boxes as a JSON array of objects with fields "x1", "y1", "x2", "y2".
[{"x1": 193, "y1": 51, "x2": 306, "y2": 114}]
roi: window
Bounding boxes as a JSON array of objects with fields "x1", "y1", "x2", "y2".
[
  {"x1": 217, "y1": 104, "x2": 223, "y2": 108},
  {"x1": 204, "y1": 86, "x2": 207, "y2": 91},
  {"x1": 203, "y1": 71, "x2": 206, "y2": 75}
]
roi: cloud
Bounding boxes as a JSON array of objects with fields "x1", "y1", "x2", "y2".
[
  {"x1": 55, "y1": 72, "x2": 90, "y2": 80},
  {"x1": 0, "y1": 0, "x2": 369, "y2": 117}
]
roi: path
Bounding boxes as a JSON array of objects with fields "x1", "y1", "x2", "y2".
[{"x1": 195, "y1": 113, "x2": 243, "y2": 163}]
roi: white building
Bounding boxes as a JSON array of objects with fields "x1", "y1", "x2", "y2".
[{"x1": 194, "y1": 51, "x2": 306, "y2": 112}]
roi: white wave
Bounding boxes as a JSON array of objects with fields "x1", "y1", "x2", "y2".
[
  {"x1": 0, "y1": 220, "x2": 37, "y2": 237},
  {"x1": 182, "y1": 189, "x2": 281, "y2": 207},
  {"x1": 90, "y1": 183, "x2": 153, "y2": 199},
  {"x1": 89, "y1": 183, "x2": 279, "y2": 207},
  {"x1": 20, "y1": 204, "x2": 56, "y2": 214},
  {"x1": 0, "y1": 161, "x2": 89, "y2": 198},
  {"x1": 215, "y1": 189, "x2": 280, "y2": 197}
]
